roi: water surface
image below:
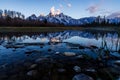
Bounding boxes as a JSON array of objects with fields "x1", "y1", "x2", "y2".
[{"x1": 0, "y1": 30, "x2": 120, "y2": 80}]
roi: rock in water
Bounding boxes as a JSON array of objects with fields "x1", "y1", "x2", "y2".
[
  {"x1": 35, "y1": 58, "x2": 49, "y2": 63},
  {"x1": 63, "y1": 52, "x2": 76, "y2": 56},
  {"x1": 114, "y1": 60, "x2": 120, "y2": 66},
  {"x1": 27, "y1": 70, "x2": 37, "y2": 76},
  {"x1": 72, "y1": 74, "x2": 94, "y2": 80},
  {"x1": 57, "y1": 68, "x2": 66, "y2": 73},
  {"x1": 55, "y1": 52, "x2": 60, "y2": 55},
  {"x1": 85, "y1": 68, "x2": 96, "y2": 72},
  {"x1": 73, "y1": 66, "x2": 81, "y2": 72},
  {"x1": 76, "y1": 55, "x2": 83, "y2": 59},
  {"x1": 29, "y1": 64, "x2": 37, "y2": 69}
]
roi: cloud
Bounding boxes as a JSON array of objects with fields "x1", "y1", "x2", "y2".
[
  {"x1": 50, "y1": 6, "x2": 61, "y2": 16},
  {"x1": 50, "y1": 6, "x2": 55, "y2": 15},
  {"x1": 56, "y1": 9, "x2": 61, "y2": 15},
  {"x1": 86, "y1": 4, "x2": 100, "y2": 13},
  {"x1": 107, "y1": 11, "x2": 120, "y2": 18},
  {"x1": 86, "y1": 0, "x2": 105, "y2": 14},
  {"x1": 67, "y1": 3, "x2": 72, "y2": 7}
]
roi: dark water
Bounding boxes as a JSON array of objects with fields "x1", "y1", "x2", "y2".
[{"x1": 0, "y1": 30, "x2": 120, "y2": 80}]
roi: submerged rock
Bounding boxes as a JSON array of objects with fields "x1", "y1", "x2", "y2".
[
  {"x1": 73, "y1": 66, "x2": 81, "y2": 72},
  {"x1": 72, "y1": 74, "x2": 94, "y2": 80},
  {"x1": 0, "y1": 64, "x2": 8, "y2": 69},
  {"x1": 55, "y1": 52, "x2": 60, "y2": 55},
  {"x1": 85, "y1": 68, "x2": 96, "y2": 72},
  {"x1": 63, "y1": 52, "x2": 76, "y2": 57},
  {"x1": 35, "y1": 58, "x2": 49, "y2": 63},
  {"x1": 27, "y1": 70, "x2": 37, "y2": 76},
  {"x1": 23, "y1": 62, "x2": 33, "y2": 68},
  {"x1": 5, "y1": 44, "x2": 25, "y2": 48},
  {"x1": 25, "y1": 50, "x2": 41, "y2": 54},
  {"x1": 114, "y1": 60, "x2": 120, "y2": 66},
  {"x1": 29, "y1": 64, "x2": 37, "y2": 69},
  {"x1": 57, "y1": 68, "x2": 66, "y2": 73},
  {"x1": 76, "y1": 55, "x2": 83, "y2": 59}
]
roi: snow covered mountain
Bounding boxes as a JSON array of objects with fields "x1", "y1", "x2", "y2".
[
  {"x1": 27, "y1": 12, "x2": 120, "y2": 26},
  {"x1": 27, "y1": 13, "x2": 97, "y2": 26}
]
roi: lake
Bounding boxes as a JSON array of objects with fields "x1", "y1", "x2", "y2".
[{"x1": 0, "y1": 30, "x2": 120, "y2": 80}]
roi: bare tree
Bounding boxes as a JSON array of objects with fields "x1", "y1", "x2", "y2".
[{"x1": 0, "y1": 9, "x2": 3, "y2": 18}]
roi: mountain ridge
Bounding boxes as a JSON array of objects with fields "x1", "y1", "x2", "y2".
[{"x1": 27, "y1": 12, "x2": 120, "y2": 26}]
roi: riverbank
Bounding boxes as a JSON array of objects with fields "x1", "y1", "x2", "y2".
[{"x1": 0, "y1": 26, "x2": 120, "y2": 32}]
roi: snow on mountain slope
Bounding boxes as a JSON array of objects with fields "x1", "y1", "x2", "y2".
[{"x1": 27, "y1": 12, "x2": 120, "y2": 26}]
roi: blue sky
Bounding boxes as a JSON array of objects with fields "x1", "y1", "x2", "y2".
[{"x1": 0, "y1": 0, "x2": 120, "y2": 18}]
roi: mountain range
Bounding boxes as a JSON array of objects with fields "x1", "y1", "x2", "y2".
[{"x1": 27, "y1": 12, "x2": 120, "y2": 26}]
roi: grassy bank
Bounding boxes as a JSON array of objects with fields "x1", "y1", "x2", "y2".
[
  {"x1": 0, "y1": 27, "x2": 83, "y2": 32},
  {"x1": 0, "y1": 26, "x2": 120, "y2": 32}
]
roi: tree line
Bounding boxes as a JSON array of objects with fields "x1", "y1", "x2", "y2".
[
  {"x1": 81, "y1": 16, "x2": 120, "y2": 27},
  {"x1": 0, "y1": 16, "x2": 66, "y2": 27},
  {"x1": 0, "y1": 10, "x2": 120, "y2": 27}
]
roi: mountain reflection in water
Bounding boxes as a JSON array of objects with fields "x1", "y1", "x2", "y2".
[
  {"x1": 0, "y1": 30, "x2": 120, "y2": 80},
  {"x1": 0, "y1": 30, "x2": 120, "y2": 51}
]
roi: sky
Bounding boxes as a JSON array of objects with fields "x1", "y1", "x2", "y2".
[{"x1": 0, "y1": 0, "x2": 120, "y2": 19}]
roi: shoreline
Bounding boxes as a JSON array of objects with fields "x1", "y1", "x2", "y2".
[{"x1": 0, "y1": 26, "x2": 119, "y2": 33}]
